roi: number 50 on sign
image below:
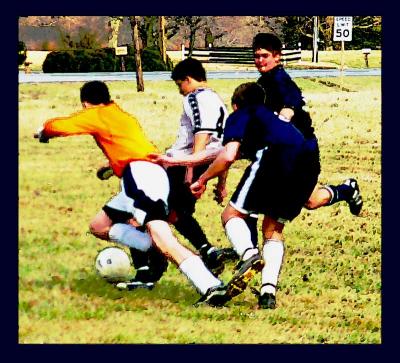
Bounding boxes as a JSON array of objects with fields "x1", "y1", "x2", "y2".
[{"x1": 334, "y1": 16, "x2": 353, "y2": 41}]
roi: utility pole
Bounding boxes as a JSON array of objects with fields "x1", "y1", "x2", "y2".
[
  {"x1": 129, "y1": 16, "x2": 144, "y2": 92},
  {"x1": 312, "y1": 16, "x2": 319, "y2": 63}
]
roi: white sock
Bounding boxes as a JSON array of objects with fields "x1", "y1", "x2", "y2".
[
  {"x1": 109, "y1": 223, "x2": 152, "y2": 251},
  {"x1": 179, "y1": 255, "x2": 221, "y2": 295},
  {"x1": 261, "y1": 239, "x2": 285, "y2": 296},
  {"x1": 225, "y1": 217, "x2": 258, "y2": 259}
]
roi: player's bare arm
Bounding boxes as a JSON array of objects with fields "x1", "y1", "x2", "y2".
[{"x1": 190, "y1": 141, "x2": 240, "y2": 198}]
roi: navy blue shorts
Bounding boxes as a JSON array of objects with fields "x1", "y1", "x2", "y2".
[{"x1": 230, "y1": 137, "x2": 320, "y2": 222}]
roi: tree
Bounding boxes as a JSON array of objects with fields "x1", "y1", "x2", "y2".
[
  {"x1": 165, "y1": 16, "x2": 206, "y2": 54},
  {"x1": 158, "y1": 16, "x2": 166, "y2": 63},
  {"x1": 129, "y1": 16, "x2": 144, "y2": 92},
  {"x1": 108, "y1": 16, "x2": 124, "y2": 48},
  {"x1": 280, "y1": 16, "x2": 381, "y2": 50}
]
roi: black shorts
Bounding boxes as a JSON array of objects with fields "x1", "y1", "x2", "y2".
[
  {"x1": 167, "y1": 164, "x2": 209, "y2": 216},
  {"x1": 230, "y1": 137, "x2": 320, "y2": 222}
]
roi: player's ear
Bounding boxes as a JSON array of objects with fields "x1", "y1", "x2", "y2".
[{"x1": 273, "y1": 52, "x2": 281, "y2": 63}]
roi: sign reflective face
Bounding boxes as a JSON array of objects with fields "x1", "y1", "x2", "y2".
[
  {"x1": 115, "y1": 46, "x2": 128, "y2": 56},
  {"x1": 334, "y1": 16, "x2": 353, "y2": 41}
]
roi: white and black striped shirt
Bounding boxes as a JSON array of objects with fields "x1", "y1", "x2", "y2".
[{"x1": 166, "y1": 88, "x2": 228, "y2": 157}]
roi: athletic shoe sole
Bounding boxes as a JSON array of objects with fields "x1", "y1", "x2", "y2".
[
  {"x1": 116, "y1": 281, "x2": 155, "y2": 291},
  {"x1": 225, "y1": 258, "x2": 264, "y2": 299}
]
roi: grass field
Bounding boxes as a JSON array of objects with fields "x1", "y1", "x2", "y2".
[{"x1": 18, "y1": 75, "x2": 381, "y2": 344}]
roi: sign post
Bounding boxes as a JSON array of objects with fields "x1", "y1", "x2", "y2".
[
  {"x1": 333, "y1": 16, "x2": 353, "y2": 71},
  {"x1": 115, "y1": 46, "x2": 128, "y2": 72}
]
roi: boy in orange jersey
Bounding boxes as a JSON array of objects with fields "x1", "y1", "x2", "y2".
[{"x1": 34, "y1": 80, "x2": 255, "y2": 306}]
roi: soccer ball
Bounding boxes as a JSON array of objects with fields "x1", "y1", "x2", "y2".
[{"x1": 95, "y1": 247, "x2": 132, "y2": 282}]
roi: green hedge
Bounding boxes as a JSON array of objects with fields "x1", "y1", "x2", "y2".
[
  {"x1": 18, "y1": 41, "x2": 27, "y2": 66},
  {"x1": 42, "y1": 46, "x2": 173, "y2": 73}
]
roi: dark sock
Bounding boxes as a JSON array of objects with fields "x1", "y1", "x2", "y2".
[
  {"x1": 129, "y1": 248, "x2": 149, "y2": 270},
  {"x1": 245, "y1": 216, "x2": 258, "y2": 247},
  {"x1": 326, "y1": 183, "x2": 353, "y2": 205},
  {"x1": 147, "y1": 247, "x2": 168, "y2": 282},
  {"x1": 173, "y1": 214, "x2": 211, "y2": 253}
]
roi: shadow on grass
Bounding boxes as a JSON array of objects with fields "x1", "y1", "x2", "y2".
[{"x1": 70, "y1": 272, "x2": 199, "y2": 307}]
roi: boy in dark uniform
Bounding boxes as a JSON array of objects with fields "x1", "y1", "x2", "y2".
[
  {"x1": 253, "y1": 33, "x2": 363, "y2": 216},
  {"x1": 191, "y1": 83, "x2": 320, "y2": 308}
]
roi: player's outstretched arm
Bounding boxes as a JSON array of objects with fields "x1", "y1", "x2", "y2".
[
  {"x1": 148, "y1": 148, "x2": 221, "y2": 168},
  {"x1": 190, "y1": 141, "x2": 240, "y2": 198}
]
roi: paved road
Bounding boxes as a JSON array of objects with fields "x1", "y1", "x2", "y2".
[{"x1": 19, "y1": 68, "x2": 381, "y2": 84}]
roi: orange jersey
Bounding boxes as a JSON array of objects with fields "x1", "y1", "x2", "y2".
[{"x1": 43, "y1": 102, "x2": 158, "y2": 177}]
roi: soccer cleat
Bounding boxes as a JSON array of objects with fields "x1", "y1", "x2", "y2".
[
  {"x1": 250, "y1": 287, "x2": 277, "y2": 309},
  {"x1": 201, "y1": 247, "x2": 226, "y2": 276},
  {"x1": 194, "y1": 284, "x2": 230, "y2": 307},
  {"x1": 344, "y1": 178, "x2": 363, "y2": 216},
  {"x1": 225, "y1": 253, "x2": 264, "y2": 299},
  {"x1": 195, "y1": 254, "x2": 264, "y2": 307},
  {"x1": 258, "y1": 292, "x2": 277, "y2": 309},
  {"x1": 116, "y1": 279, "x2": 155, "y2": 291},
  {"x1": 221, "y1": 247, "x2": 240, "y2": 262},
  {"x1": 115, "y1": 267, "x2": 158, "y2": 291}
]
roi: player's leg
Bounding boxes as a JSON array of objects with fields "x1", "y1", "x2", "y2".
[
  {"x1": 305, "y1": 179, "x2": 363, "y2": 215},
  {"x1": 168, "y1": 166, "x2": 225, "y2": 274},
  {"x1": 256, "y1": 216, "x2": 286, "y2": 309},
  {"x1": 89, "y1": 201, "x2": 152, "y2": 252},
  {"x1": 246, "y1": 214, "x2": 259, "y2": 248},
  {"x1": 90, "y1": 198, "x2": 166, "y2": 290},
  {"x1": 119, "y1": 161, "x2": 228, "y2": 305},
  {"x1": 219, "y1": 204, "x2": 264, "y2": 299}
]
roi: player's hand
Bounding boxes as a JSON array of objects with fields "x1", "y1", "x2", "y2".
[
  {"x1": 213, "y1": 183, "x2": 227, "y2": 204},
  {"x1": 96, "y1": 165, "x2": 114, "y2": 180},
  {"x1": 33, "y1": 127, "x2": 49, "y2": 143},
  {"x1": 190, "y1": 180, "x2": 207, "y2": 199}
]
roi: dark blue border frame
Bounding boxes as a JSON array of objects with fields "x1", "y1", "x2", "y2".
[{"x1": 9, "y1": 1, "x2": 394, "y2": 360}]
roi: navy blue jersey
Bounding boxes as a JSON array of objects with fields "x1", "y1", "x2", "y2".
[
  {"x1": 257, "y1": 65, "x2": 315, "y2": 139},
  {"x1": 225, "y1": 104, "x2": 321, "y2": 221},
  {"x1": 223, "y1": 104, "x2": 305, "y2": 161}
]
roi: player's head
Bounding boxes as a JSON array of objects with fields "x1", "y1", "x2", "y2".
[
  {"x1": 171, "y1": 58, "x2": 207, "y2": 96},
  {"x1": 80, "y1": 81, "x2": 111, "y2": 105},
  {"x1": 252, "y1": 33, "x2": 282, "y2": 73},
  {"x1": 231, "y1": 82, "x2": 266, "y2": 109},
  {"x1": 252, "y1": 33, "x2": 282, "y2": 54},
  {"x1": 171, "y1": 58, "x2": 207, "y2": 82}
]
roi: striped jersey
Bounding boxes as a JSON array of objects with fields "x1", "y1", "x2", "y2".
[{"x1": 166, "y1": 88, "x2": 228, "y2": 157}]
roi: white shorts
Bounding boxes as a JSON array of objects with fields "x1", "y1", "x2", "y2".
[{"x1": 105, "y1": 161, "x2": 170, "y2": 226}]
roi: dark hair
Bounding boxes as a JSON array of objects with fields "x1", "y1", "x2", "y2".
[
  {"x1": 80, "y1": 81, "x2": 111, "y2": 105},
  {"x1": 231, "y1": 82, "x2": 266, "y2": 109},
  {"x1": 171, "y1": 57, "x2": 207, "y2": 82},
  {"x1": 252, "y1": 33, "x2": 282, "y2": 55}
]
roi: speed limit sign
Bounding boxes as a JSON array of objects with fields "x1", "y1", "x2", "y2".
[{"x1": 334, "y1": 16, "x2": 353, "y2": 41}]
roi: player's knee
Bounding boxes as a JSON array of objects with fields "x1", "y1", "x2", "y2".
[
  {"x1": 89, "y1": 219, "x2": 109, "y2": 240},
  {"x1": 89, "y1": 221, "x2": 101, "y2": 238},
  {"x1": 304, "y1": 188, "x2": 331, "y2": 209},
  {"x1": 304, "y1": 198, "x2": 318, "y2": 210}
]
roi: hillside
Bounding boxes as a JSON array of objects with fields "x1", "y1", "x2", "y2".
[{"x1": 19, "y1": 16, "x2": 282, "y2": 51}]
